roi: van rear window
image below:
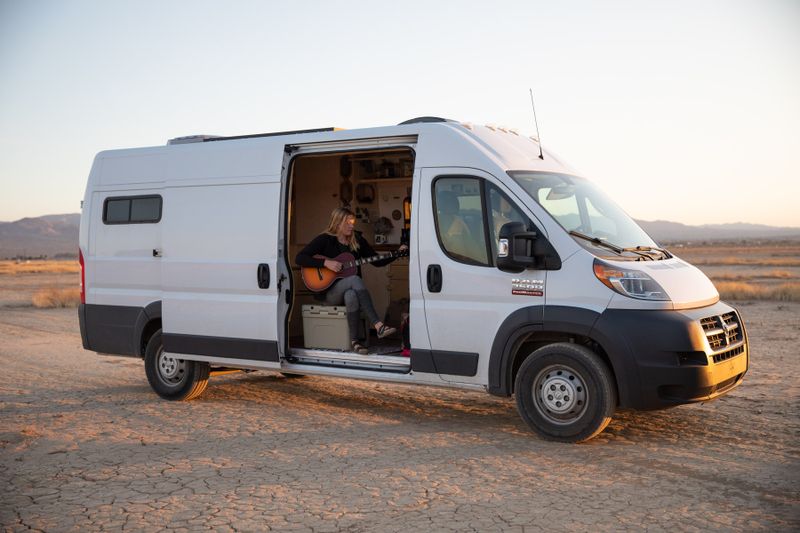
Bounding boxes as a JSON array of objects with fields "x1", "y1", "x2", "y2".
[{"x1": 103, "y1": 195, "x2": 162, "y2": 224}]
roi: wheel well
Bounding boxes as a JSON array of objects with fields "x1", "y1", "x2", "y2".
[
  {"x1": 509, "y1": 333, "x2": 616, "y2": 396},
  {"x1": 139, "y1": 319, "x2": 162, "y2": 358}
]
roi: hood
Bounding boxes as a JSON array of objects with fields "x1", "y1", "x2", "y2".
[{"x1": 640, "y1": 257, "x2": 719, "y2": 309}]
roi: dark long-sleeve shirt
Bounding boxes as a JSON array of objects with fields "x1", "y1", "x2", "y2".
[{"x1": 295, "y1": 232, "x2": 396, "y2": 277}]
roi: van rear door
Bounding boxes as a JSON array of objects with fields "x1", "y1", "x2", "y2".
[{"x1": 160, "y1": 178, "x2": 282, "y2": 368}]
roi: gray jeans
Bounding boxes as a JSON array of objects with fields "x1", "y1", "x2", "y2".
[{"x1": 324, "y1": 276, "x2": 380, "y2": 341}]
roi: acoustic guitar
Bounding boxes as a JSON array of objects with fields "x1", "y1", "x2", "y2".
[{"x1": 301, "y1": 249, "x2": 408, "y2": 292}]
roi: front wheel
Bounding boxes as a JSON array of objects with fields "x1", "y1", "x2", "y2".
[
  {"x1": 515, "y1": 343, "x2": 616, "y2": 442},
  {"x1": 144, "y1": 330, "x2": 210, "y2": 401}
]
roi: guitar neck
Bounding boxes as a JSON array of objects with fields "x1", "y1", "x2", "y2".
[{"x1": 347, "y1": 250, "x2": 404, "y2": 268}]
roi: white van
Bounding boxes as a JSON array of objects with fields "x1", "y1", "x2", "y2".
[{"x1": 78, "y1": 117, "x2": 749, "y2": 442}]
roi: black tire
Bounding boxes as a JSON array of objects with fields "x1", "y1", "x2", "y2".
[
  {"x1": 514, "y1": 343, "x2": 616, "y2": 443},
  {"x1": 144, "y1": 329, "x2": 210, "y2": 401}
]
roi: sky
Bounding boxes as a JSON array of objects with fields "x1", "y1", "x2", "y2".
[{"x1": 1, "y1": 0, "x2": 799, "y2": 227}]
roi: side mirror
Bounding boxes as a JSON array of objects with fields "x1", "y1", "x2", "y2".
[
  {"x1": 497, "y1": 222, "x2": 535, "y2": 273},
  {"x1": 496, "y1": 222, "x2": 561, "y2": 272}
]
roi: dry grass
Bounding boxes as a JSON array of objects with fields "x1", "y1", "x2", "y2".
[
  {"x1": 32, "y1": 287, "x2": 81, "y2": 308},
  {"x1": 770, "y1": 283, "x2": 800, "y2": 302},
  {"x1": 0, "y1": 260, "x2": 80, "y2": 275},
  {"x1": 715, "y1": 281, "x2": 800, "y2": 302},
  {"x1": 711, "y1": 269, "x2": 797, "y2": 281},
  {"x1": 675, "y1": 242, "x2": 800, "y2": 268},
  {"x1": 674, "y1": 243, "x2": 800, "y2": 256},
  {"x1": 692, "y1": 257, "x2": 800, "y2": 267}
]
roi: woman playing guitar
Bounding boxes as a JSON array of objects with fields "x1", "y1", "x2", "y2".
[{"x1": 295, "y1": 207, "x2": 408, "y2": 354}]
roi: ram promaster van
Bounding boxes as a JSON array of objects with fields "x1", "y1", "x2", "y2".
[{"x1": 78, "y1": 117, "x2": 749, "y2": 442}]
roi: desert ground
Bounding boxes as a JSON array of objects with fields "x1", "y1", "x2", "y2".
[{"x1": 1, "y1": 247, "x2": 799, "y2": 532}]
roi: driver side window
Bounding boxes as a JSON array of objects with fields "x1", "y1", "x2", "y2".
[
  {"x1": 433, "y1": 177, "x2": 489, "y2": 266},
  {"x1": 433, "y1": 177, "x2": 537, "y2": 267}
]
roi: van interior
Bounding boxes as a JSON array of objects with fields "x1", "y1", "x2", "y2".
[{"x1": 286, "y1": 148, "x2": 414, "y2": 371}]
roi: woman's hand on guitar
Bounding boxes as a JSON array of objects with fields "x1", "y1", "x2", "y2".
[{"x1": 324, "y1": 259, "x2": 342, "y2": 272}]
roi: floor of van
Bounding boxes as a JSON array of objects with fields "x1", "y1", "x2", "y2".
[{"x1": 289, "y1": 336, "x2": 410, "y2": 373}]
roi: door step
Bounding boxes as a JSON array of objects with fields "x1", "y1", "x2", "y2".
[{"x1": 290, "y1": 348, "x2": 410, "y2": 373}]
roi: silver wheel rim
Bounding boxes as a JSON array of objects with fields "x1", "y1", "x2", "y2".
[
  {"x1": 156, "y1": 348, "x2": 187, "y2": 387},
  {"x1": 532, "y1": 364, "x2": 588, "y2": 425}
]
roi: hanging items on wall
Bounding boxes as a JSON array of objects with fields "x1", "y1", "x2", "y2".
[
  {"x1": 355, "y1": 183, "x2": 375, "y2": 204},
  {"x1": 339, "y1": 177, "x2": 352, "y2": 207},
  {"x1": 373, "y1": 216, "x2": 394, "y2": 244},
  {"x1": 339, "y1": 156, "x2": 353, "y2": 207}
]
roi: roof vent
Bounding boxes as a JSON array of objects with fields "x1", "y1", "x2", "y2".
[
  {"x1": 167, "y1": 135, "x2": 222, "y2": 145},
  {"x1": 398, "y1": 116, "x2": 453, "y2": 125}
]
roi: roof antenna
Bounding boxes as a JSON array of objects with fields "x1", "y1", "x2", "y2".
[{"x1": 529, "y1": 88, "x2": 544, "y2": 160}]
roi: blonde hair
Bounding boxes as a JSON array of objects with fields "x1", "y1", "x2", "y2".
[{"x1": 325, "y1": 207, "x2": 359, "y2": 252}]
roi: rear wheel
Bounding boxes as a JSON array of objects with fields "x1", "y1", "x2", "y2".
[
  {"x1": 144, "y1": 330, "x2": 210, "y2": 401},
  {"x1": 515, "y1": 343, "x2": 616, "y2": 443}
]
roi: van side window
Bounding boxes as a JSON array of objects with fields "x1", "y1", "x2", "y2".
[
  {"x1": 433, "y1": 178, "x2": 489, "y2": 266},
  {"x1": 103, "y1": 195, "x2": 162, "y2": 224}
]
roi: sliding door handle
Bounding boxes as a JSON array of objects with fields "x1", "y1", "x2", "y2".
[{"x1": 257, "y1": 263, "x2": 270, "y2": 289}]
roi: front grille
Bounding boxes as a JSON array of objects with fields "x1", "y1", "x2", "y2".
[
  {"x1": 712, "y1": 344, "x2": 745, "y2": 364},
  {"x1": 701, "y1": 311, "x2": 744, "y2": 353}
]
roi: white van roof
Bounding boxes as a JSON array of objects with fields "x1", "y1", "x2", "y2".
[{"x1": 90, "y1": 119, "x2": 575, "y2": 188}]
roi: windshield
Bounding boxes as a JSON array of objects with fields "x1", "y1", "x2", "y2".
[{"x1": 508, "y1": 171, "x2": 659, "y2": 253}]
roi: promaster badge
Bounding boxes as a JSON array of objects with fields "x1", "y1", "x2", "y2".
[{"x1": 512, "y1": 278, "x2": 544, "y2": 296}]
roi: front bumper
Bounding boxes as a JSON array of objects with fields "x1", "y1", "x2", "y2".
[{"x1": 591, "y1": 301, "x2": 749, "y2": 410}]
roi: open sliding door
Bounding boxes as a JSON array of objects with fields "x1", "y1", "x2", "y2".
[{"x1": 281, "y1": 135, "x2": 418, "y2": 358}]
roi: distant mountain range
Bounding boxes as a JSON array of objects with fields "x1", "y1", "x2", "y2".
[
  {"x1": 0, "y1": 214, "x2": 80, "y2": 258},
  {"x1": 635, "y1": 220, "x2": 800, "y2": 243},
  {"x1": 0, "y1": 213, "x2": 798, "y2": 259}
]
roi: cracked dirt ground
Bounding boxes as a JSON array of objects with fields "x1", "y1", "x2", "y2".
[{"x1": 1, "y1": 302, "x2": 798, "y2": 532}]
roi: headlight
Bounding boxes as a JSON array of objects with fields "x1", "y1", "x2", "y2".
[{"x1": 593, "y1": 259, "x2": 669, "y2": 301}]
